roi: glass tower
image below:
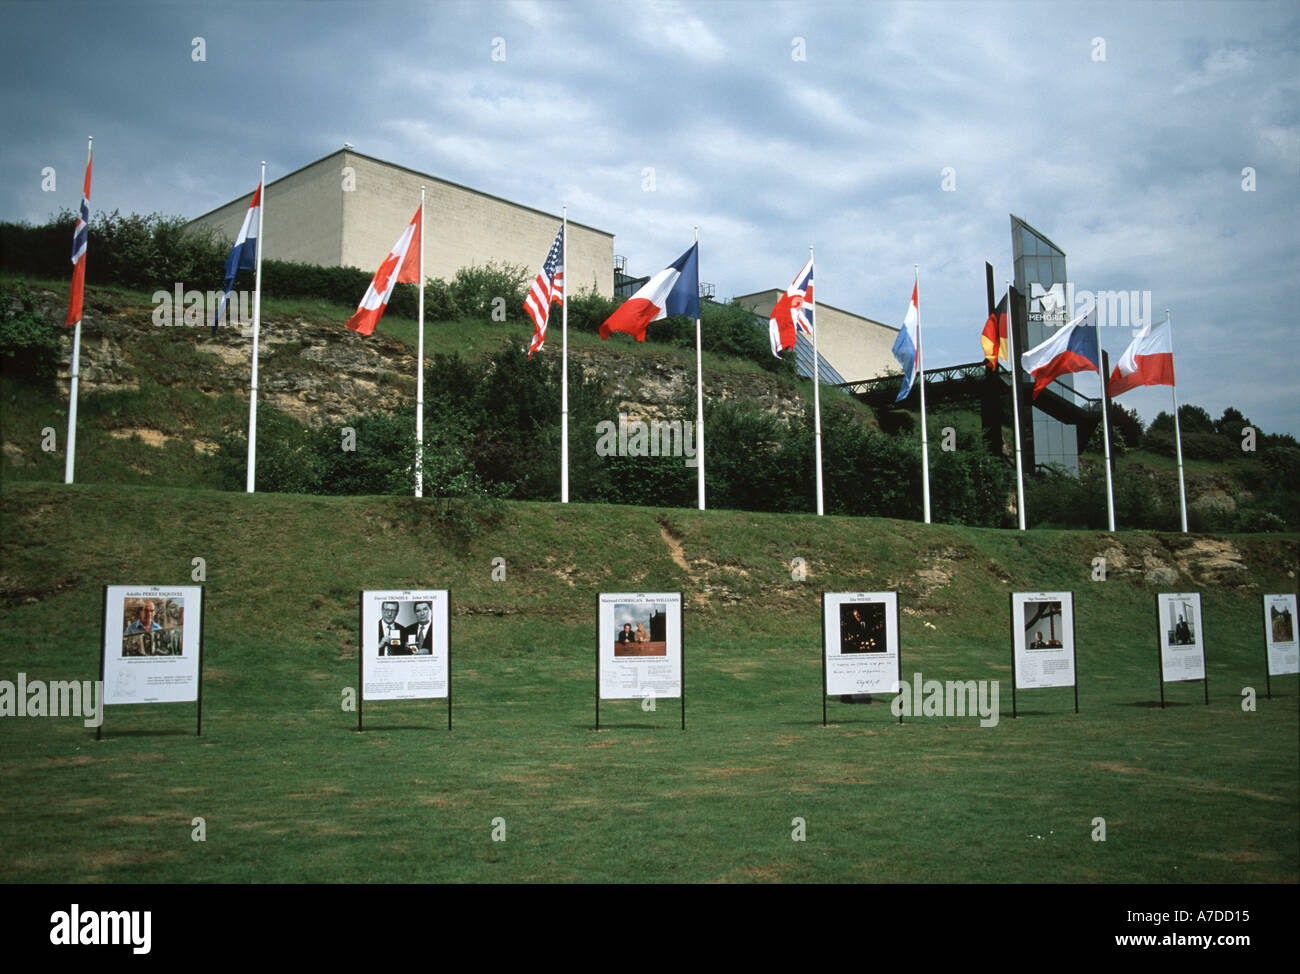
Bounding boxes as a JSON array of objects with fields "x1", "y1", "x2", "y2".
[{"x1": 1011, "y1": 215, "x2": 1079, "y2": 477}]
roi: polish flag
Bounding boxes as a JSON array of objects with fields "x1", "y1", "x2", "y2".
[
  {"x1": 1020, "y1": 311, "x2": 1098, "y2": 399},
  {"x1": 1108, "y1": 317, "x2": 1175, "y2": 397},
  {"x1": 346, "y1": 206, "x2": 421, "y2": 336},
  {"x1": 600, "y1": 244, "x2": 699, "y2": 341}
]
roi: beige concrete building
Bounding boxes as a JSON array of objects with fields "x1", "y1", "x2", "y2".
[
  {"x1": 733, "y1": 290, "x2": 899, "y2": 382},
  {"x1": 186, "y1": 149, "x2": 614, "y2": 297}
]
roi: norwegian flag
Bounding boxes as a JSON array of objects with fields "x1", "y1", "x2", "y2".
[
  {"x1": 525, "y1": 224, "x2": 564, "y2": 359},
  {"x1": 768, "y1": 257, "x2": 814, "y2": 358},
  {"x1": 65, "y1": 149, "x2": 92, "y2": 328},
  {"x1": 346, "y1": 206, "x2": 421, "y2": 336}
]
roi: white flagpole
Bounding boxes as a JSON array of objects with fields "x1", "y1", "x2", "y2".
[
  {"x1": 1098, "y1": 309, "x2": 1115, "y2": 532},
  {"x1": 246, "y1": 161, "x2": 265, "y2": 494},
  {"x1": 811, "y1": 245, "x2": 823, "y2": 516},
  {"x1": 65, "y1": 134, "x2": 91, "y2": 486},
  {"x1": 694, "y1": 226, "x2": 705, "y2": 511},
  {"x1": 1166, "y1": 308, "x2": 1188, "y2": 532},
  {"x1": 1007, "y1": 280, "x2": 1027, "y2": 530},
  {"x1": 561, "y1": 205, "x2": 569, "y2": 504},
  {"x1": 415, "y1": 187, "x2": 426, "y2": 498},
  {"x1": 917, "y1": 263, "x2": 931, "y2": 524}
]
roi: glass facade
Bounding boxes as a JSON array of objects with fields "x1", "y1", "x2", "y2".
[{"x1": 1011, "y1": 215, "x2": 1079, "y2": 477}]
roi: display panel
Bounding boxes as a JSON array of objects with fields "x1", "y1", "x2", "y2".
[
  {"x1": 360, "y1": 590, "x2": 450, "y2": 701},
  {"x1": 102, "y1": 586, "x2": 202, "y2": 705},
  {"x1": 822, "y1": 592, "x2": 900, "y2": 696},
  {"x1": 598, "y1": 593, "x2": 682, "y2": 700}
]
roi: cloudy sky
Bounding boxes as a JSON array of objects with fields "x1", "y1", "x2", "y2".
[{"x1": 3, "y1": 0, "x2": 1297, "y2": 435}]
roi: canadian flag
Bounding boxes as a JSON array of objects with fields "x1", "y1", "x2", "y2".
[
  {"x1": 1108, "y1": 317, "x2": 1175, "y2": 397},
  {"x1": 346, "y1": 206, "x2": 421, "y2": 335}
]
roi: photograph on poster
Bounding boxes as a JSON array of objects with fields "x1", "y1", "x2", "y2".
[
  {"x1": 1023, "y1": 600, "x2": 1064, "y2": 650},
  {"x1": 360, "y1": 590, "x2": 449, "y2": 701},
  {"x1": 1157, "y1": 593, "x2": 1206, "y2": 683},
  {"x1": 611, "y1": 602, "x2": 668, "y2": 657},
  {"x1": 822, "y1": 592, "x2": 900, "y2": 698},
  {"x1": 1011, "y1": 593, "x2": 1075, "y2": 691},
  {"x1": 1263, "y1": 593, "x2": 1299, "y2": 676},
  {"x1": 839, "y1": 602, "x2": 886, "y2": 654},
  {"x1": 371, "y1": 598, "x2": 437, "y2": 656},
  {"x1": 102, "y1": 586, "x2": 202, "y2": 705},
  {"x1": 1161, "y1": 594, "x2": 1199, "y2": 647},
  {"x1": 121, "y1": 595, "x2": 184, "y2": 657},
  {"x1": 598, "y1": 593, "x2": 682, "y2": 700},
  {"x1": 1269, "y1": 598, "x2": 1295, "y2": 644}
]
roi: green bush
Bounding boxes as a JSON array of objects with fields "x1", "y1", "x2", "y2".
[
  {"x1": 450, "y1": 262, "x2": 531, "y2": 322},
  {"x1": 0, "y1": 284, "x2": 63, "y2": 383}
]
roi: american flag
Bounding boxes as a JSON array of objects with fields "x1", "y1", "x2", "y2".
[
  {"x1": 525, "y1": 225, "x2": 564, "y2": 359},
  {"x1": 65, "y1": 148, "x2": 92, "y2": 327}
]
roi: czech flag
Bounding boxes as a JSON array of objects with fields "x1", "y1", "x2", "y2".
[
  {"x1": 346, "y1": 206, "x2": 421, "y2": 336},
  {"x1": 1108, "y1": 318, "x2": 1175, "y2": 397},
  {"x1": 1020, "y1": 311, "x2": 1098, "y2": 399},
  {"x1": 600, "y1": 244, "x2": 699, "y2": 342}
]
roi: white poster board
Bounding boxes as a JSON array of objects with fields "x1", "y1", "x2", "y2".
[
  {"x1": 1012, "y1": 592, "x2": 1075, "y2": 690},
  {"x1": 360, "y1": 590, "x2": 449, "y2": 701},
  {"x1": 822, "y1": 592, "x2": 900, "y2": 696},
  {"x1": 598, "y1": 592, "x2": 682, "y2": 700},
  {"x1": 1158, "y1": 592, "x2": 1206, "y2": 682},
  {"x1": 1263, "y1": 593, "x2": 1299, "y2": 676},
  {"x1": 102, "y1": 585, "x2": 202, "y2": 705}
]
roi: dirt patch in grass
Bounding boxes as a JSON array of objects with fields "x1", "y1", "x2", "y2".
[
  {"x1": 82, "y1": 849, "x2": 182, "y2": 872},
  {"x1": 699, "y1": 765, "x2": 773, "y2": 778},
  {"x1": 1190, "y1": 782, "x2": 1286, "y2": 803},
  {"x1": 708, "y1": 863, "x2": 795, "y2": 884},
  {"x1": 715, "y1": 660, "x2": 761, "y2": 680},
  {"x1": 1195, "y1": 850, "x2": 1276, "y2": 863},
  {"x1": 1091, "y1": 761, "x2": 1149, "y2": 775},
  {"x1": 286, "y1": 785, "x2": 348, "y2": 799},
  {"x1": 103, "y1": 813, "x2": 181, "y2": 826},
  {"x1": 44, "y1": 755, "x2": 109, "y2": 767}
]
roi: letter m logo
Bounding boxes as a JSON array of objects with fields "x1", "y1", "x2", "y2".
[{"x1": 1030, "y1": 283, "x2": 1066, "y2": 319}]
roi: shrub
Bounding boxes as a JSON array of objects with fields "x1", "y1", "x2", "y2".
[{"x1": 0, "y1": 284, "x2": 63, "y2": 383}]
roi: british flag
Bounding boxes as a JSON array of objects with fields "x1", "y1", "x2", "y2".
[
  {"x1": 768, "y1": 256, "x2": 814, "y2": 358},
  {"x1": 525, "y1": 225, "x2": 564, "y2": 359},
  {"x1": 65, "y1": 148, "x2": 92, "y2": 328}
]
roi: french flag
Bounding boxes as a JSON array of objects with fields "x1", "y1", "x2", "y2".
[
  {"x1": 65, "y1": 150, "x2": 91, "y2": 328},
  {"x1": 212, "y1": 180, "x2": 261, "y2": 332},
  {"x1": 600, "y1": 244, "x2": 699, "y2": 341},
  {"x1": 346, "y1": 206, "x2": 421, "y2": 336},
  {"x1": 892, "y1": 283, "x2": 920, "y2": 402},
  {"x1": 1108, "y1": 317, "x2": 1175, "y2": 397},
  {"x1": 1020, "y1": 311, "x2": 1098, "y2": 399}
]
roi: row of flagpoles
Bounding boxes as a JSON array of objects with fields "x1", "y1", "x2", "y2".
[{"x1": 60, "y1": 156, "x2": 1189, "y2": 533}]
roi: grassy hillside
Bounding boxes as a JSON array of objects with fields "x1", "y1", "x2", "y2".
[{"x1": 1, "y1": 482, "x2": 1296, "y2": 883}]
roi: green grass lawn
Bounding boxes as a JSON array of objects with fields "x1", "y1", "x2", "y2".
[{"x1": 1, "y1": 483, "x2": 1295, "y2": 883}]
